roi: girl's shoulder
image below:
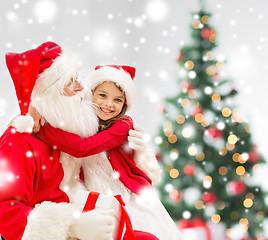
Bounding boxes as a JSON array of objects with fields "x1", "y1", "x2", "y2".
[{"x1": 114, "y1": 116, "x2": 133, "y2": 129}]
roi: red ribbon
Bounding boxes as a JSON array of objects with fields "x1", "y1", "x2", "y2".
[
  {"x1": 178, "y1": 217, "x2": 211, "y2": 240},
  {"x1": 82, "y1": 192, "x2": 136, "y2": 240}
]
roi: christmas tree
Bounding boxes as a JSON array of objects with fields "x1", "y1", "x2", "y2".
[{"x1": 155, "y1": 3, "x2": 268, "y2": 239}]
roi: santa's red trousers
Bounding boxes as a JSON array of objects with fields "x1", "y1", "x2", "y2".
[{"x1": 123, "y1": 230, "x2": 159, "y2": 240}]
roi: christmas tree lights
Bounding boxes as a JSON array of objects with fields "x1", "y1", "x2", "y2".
[{"x1": 155, "y1": 4, "x2": 268, "y2": 239}]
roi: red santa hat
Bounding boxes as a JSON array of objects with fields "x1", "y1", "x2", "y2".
[
  {"x1": 5, "y1": 41, "x2": 62, "y2": 115},
  {"x1": 87, "y1": 65, "x2": 136, "y2": 111},
  {"x1": 6, "y1": 41, "x2": 79, "y2": 116}
]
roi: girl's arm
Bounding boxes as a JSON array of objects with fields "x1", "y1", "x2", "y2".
[{"x1": 36, "y1": 118, "x2": 133, "y2": 158}]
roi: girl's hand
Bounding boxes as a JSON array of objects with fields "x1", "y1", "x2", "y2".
[
  {"x1": 128, "y1": 123, "x2": 146, "y2": 152},
  {"x1": 28, "y1": 104, "x2": 46, "y2": 133},
  {"x1": 129, "y1": 123, "x2": 162, "y2": 183}
]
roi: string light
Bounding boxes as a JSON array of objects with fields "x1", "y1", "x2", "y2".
[
  {"x1": 188, "y1": 145, "x2": 198, "y2": 156},
  {"x1": 195, "y1": 200, "x2": 204, "y2": 209},
  {"x1": 211, "y1": 214, "x2": 221, "y2": 223},
  {"x1": 188, "y1": 71, "x2": 196, "y2": 79},
  {"x1": 231, "y1": 108, "x2": 245, "y2": 123},
  {"x1": 228, "y1": 134, "x2": 238, "y2": 144},
  {"x1": 243, "y1": 198, "x2": 253, "y2": 208},
  {"x1": 184, "y1": 60, "x2": 194, "y2": 70},
  {"x1": 252, "y1": 164, "x2": 259, "y2": 172},
  {"x1": 168, "y1": 134, "x2": 177, "y2": 144},
  {"x1": 170, "y1": 149, "x2": 179, "y2": 160},
  {"x1": 217, "y1": 201, "x2": 225, "y2": 210},
  {"x1": 201, "y1": 121, "x2": 209, "y2": 127},
  {"x1": 240, "y1": 153, "x2": 249, "y2": 162},
  {"x1": 169, "y1": 168, "x2": 179, "y2": 178},
  {"x1": 226, "y1": 143, "x2": 235, "y2": 151},
  {"x1": 219, "y1": 166, "x2": 227, "y2": 175},
  {"x1": 196, "y1": 152, "x2": 205, "y2": 161},
  {"x1": 195, "y1": 113, "x2": 204, "y2": 123},
  {"x1": 209, "y1": 29, "x2": 216, "y2": 43},
  {"x1": 232, "y1": 153, "x2": 240, "y2": 162},
  {"x1": 217, "y1": 121, "x2": 225, "y2": 130},
  {"x1": 181, "y1": 99, "x2": 190, "y2": 108},
  {"x1": 219, "y1": 147, "x2": 227, "y2": 156},
  {"x1": 204, "y1": 86, "x2": 213, "y2": 94},
  {"x1": 205, "y1": 51, "x2": 214, "y2": 60},
  {"x1": 163, "y1": 120, "x2": 173, "y2": 137},
  {"x1": 236, "y1": 166, "x2": 245, "y2": 176},
  {"x1": 212, "y1": 93, "x2": 221, "y2": 102},
  {"x1": 239, "y1": 218, "x2": 249, "y2": 231},
  {"x1": 176, "y1": 115, "x2": 185, "y2": 124},
  {"x1": 182, "y1": 126, "x2": 194, "y2": 138},
  {"x1": 203, "y1": 176, "x2": 212, "y2": 188},
  {"x1": 164, "y1": 129, "x2": 173, "y2": 137},
  {"x1": 222, "y1": 107, "x2": 232, "y2": 117},
  {"x1": 192, "y1": 20, "x2": 203, "y2": 29},
  {"x1": 206, "y1": 66, "x2": 217, "y2": 76},
  {"x1": 188, "y1": 89, "x2": 198, "y2": 98},
  {"x1": 201, "y1": 15, "x2": 210, "y2": 24}
]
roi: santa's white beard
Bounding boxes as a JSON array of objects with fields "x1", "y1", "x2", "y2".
[
  {"x1": 31, "y1": 90, "x2": 99, "y2": 138},
  {"x1": 32, "y1": 89, "x2": 100, "y2": 200}
]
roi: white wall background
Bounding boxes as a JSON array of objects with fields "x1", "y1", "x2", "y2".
[{"x1": 1, "y1": 0, "x2": 268, "y2": 176}]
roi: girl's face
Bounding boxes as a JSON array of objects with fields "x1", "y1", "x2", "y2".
[{"x1": 93, "y1": 81, "x2": 125, "y2": 121}]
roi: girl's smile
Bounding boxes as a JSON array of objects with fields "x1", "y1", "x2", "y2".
[{"x1": 93, "y1": 81, "x2": 125, "y2": 121}]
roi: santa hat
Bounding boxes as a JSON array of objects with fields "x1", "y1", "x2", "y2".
[
  {"x1": 5, "y1": 41, "x2": 62, "y2": 115},
  {"x1": 87, "y1": 65, "x2": 136, "y2": 111},
  {"x1": 6, "y1": 41, "x2": 80, "y2": 116},
  {"x1": 6, "y1": 41, "x2": 80, "y2": 133}
]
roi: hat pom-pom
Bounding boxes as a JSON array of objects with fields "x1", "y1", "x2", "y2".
[{"x1": 12, "y1": 114, "x2": 34, "y2": 133}]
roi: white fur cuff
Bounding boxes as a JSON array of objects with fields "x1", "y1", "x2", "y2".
[
  {"x1": 134, "y1": 148, "x2": 162, "y2": 184},
  {"x1": 12, "y1": 115, "x2": 34, "y2": 133},
  {"x1": 22, "y1": 201, "x2": 78, "y2": 240}
]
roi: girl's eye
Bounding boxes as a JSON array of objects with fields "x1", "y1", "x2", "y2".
[
  {"x1": 100, "y1": 94, "x2": 106, "y2": 98},
  {"x1": 115, "y1": 98, "x2": 122, "y2": 103}
]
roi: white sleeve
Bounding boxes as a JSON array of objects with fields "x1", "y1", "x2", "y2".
[{"x1": 133, "y1": 147, "x2": 162, "y2": 184}]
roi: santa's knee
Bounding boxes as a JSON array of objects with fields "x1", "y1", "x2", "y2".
[{"x1": 123, "y1": 230, "x2": 159, "y2": 240}]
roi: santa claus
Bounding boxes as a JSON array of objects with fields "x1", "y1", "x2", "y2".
[{"x1": 0, "y1": 42, "x2": 161, "y2": 240}]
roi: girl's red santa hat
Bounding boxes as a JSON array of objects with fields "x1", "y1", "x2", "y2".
[
  {"x1": 6, "y1": 41, "x2": 79, "y2": 132},
  {"x1": 88, "y1": 65, "x2": 136, "y2": 111}
]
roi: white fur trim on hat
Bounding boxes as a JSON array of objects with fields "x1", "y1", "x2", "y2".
[
  {"x1": 12, "y1": 114, "x2": 34, "y2": 133},
  {"x1": 87, "y1": 66, "x2": 136, "y2": 111},
  {"x1": 22, "y1": 201, "x2": 78, "y2": 240},
  {"x1": 32, "y1": 52, "x2": 81, "y2": 98}
]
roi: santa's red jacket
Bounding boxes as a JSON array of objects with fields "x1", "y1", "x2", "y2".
[{"x1": 0, "y1": 126, "x2": 74, "y2": 240}]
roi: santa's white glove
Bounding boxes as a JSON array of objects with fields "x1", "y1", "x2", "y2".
[
  {"x1": 128, "y1": 124, "x2": 162, "y2": 183},
  {"x1": 69, "y1": 209, "x2": 115, "y2": 240}
]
